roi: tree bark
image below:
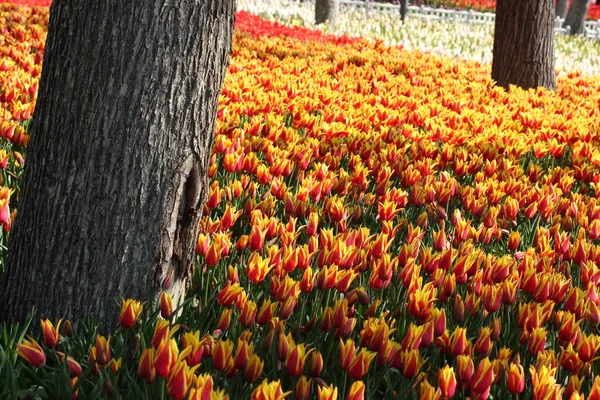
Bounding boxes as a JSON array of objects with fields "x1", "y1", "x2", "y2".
[
  {"x1": 563, "y1": 0, "x2": 592, "y2": 35},
  {"x1": 492, "y1": 0, "x2": 556, "y2": 91},
  {"x1": 0, "y1": 0, "x2": 235, "y2": 328},
  {"x1": 556, "y1": 0, "x2": 569, "y2": 18},
  {"x1": 315, "y1": 0, "x2": 339, "y2": 26},
  {"x1": 400, "y1": 0, "x2": 408, "y2": 21}
]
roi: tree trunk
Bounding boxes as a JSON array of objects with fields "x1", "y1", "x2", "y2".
[
  {"x1": 400, "y1": 0, "x2": 408, "y2": 21},
  {"x1": 0, "y1": 0, "x2": 235, "y2": 328},
  {"x1": 492, "y1": 0, "x2": 556, "y2": 91},
  {"x1": 315, "y1": 0, "x2": 339, "y2": 26},
  {"x1": 563, "y1": 0, "x2": 592, "y2": 35},
  {"x1": 556, "y1": 0, "x2": 569, "y2": 18}
]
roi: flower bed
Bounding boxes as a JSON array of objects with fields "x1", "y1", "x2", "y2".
[
  {"x1": 3, "y1": 3, "x2": 600, "y2": 400},
  {"x1": 418, "y1": 0, "x2": 600, "y2": 20}
]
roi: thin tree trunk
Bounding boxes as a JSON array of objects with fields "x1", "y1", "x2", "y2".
[
  {"x1": 492, "y1": 0, "x2": 556, "y2": 91},
  {"x1": 556, "y1": 0, "x2": 569, "y2": 18},
  {"x1": 315, "y1": 0, "x2": 339, "y2": 26},
  {"x1": 563, "y1": 0, "x2": 592, "y2": 35},
  {"x1": 400, "y1": 0, "x2": 408, "y2": 21},
  {"x1": 0, "y1": 0, "x2": 235, "y2": 328}
]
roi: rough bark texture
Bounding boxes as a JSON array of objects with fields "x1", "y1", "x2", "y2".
[
  {"x1": 556, "y1": 0, "x2": 569, "y2": 18},
  {"x1": 563, "y1": 0, "x2": 591, "y2": 34},
  {"x1": 315, "y1": 0, "x2": 339, "y2": 26},
  {"x1": 0, "y1": 0, "x2": 235, "y2": 328},
  {"x1": 492, "y1": 0, "x2": 556, "y2": 91}
]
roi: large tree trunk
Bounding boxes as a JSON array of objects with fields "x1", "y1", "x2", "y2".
[
  {"x1": 492, "y1": 0, "x2": 556, "y2": 91},
  {"x1": 556, "y1": 0, "x2": 569, "y2": 18},
  {"x1": 315, "y1": 0, "x2": 339, "y2": 26},
  {"x1": 563, "y1": 0, "x2": 592, "y2": 35},
  {"x1": 0, "y1": 0, "x2": 235, "y2": 328}
]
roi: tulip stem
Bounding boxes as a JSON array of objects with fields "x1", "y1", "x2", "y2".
[
  {"x1": 341, "y1": 373, "x2": 348, "y2": 400},
  {"x1": 161, "y1": 379, "x2": 165, "y2": 400}
]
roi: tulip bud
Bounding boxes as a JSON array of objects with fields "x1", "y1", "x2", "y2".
[{"x1": 160, "y1": 292, "x2": 173, "y2": 319}]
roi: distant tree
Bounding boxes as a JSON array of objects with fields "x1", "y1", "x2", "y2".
[
  {"x1": 315, "y1": 0, "x2": 339, "y2": 26},
  {"x1": 556, "y1": 0, "x2": 569, "y2": 18},
  {"x1": 563, "y1": 0, "x2": 592, "y2": 34},
  {"x1": 492, "y1": 0, "x2": 556, "y2": 91},
  {"x1": 400, "y1": 0, "x2": 408, "y2": 21}
]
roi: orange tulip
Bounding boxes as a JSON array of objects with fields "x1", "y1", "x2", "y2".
[
  {"x1": 506, "y1": 362, "x2": 525, "y2": 394},
  {"x1": 437, "y1": 365, "x2": 456, "y2": 399},
  {"x1": 295, "y1": 376, "x2": 311, "y2": 400}
]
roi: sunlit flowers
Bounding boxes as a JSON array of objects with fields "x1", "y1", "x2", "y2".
[{"x1": 119, "y1": 299, "x2": 144, "y2": 328}]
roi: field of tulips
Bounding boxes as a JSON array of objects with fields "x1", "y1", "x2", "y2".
[
  {"x1": 238, "y1": 0, "x2": 600, "y2": 76},
  {"x1": 4, "y1": 1, "x2": 600, "y2": 399},
  {"x1": 416, "y1": 0, "x2": 600, "y2": 19}
]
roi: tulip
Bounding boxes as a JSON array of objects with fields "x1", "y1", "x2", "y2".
[
  {"x1": 213, "y1": 339, "x2": 234, "y2": 372},
  {"x1": 57, "y1": 352, "x2": 83, "y2": 377},
  {"x1": 216, "y1": 308, "x2": 232, "y2": 331},
  {"x1": 95, "y1": 335, "x2": 111, "y2": 365},
  {"x1": 40, "y1": 319, "x2": 62, "y2": 348},
  {"x1": 119, "y1": 299, "x2": 144, "y2": 329},
  {"x1": 245, "y1": 354, "x2": 264, "y2": 383},
  {"x1": 240, "y1": 300, "x2": 258, "y2": 328},
  {"x1": 160, "y1": 292, "x2": 173, "y2": 319},
  {"x1": 217, "y1": 282, "x2": 245, "y2": 307},
  {"x1": 309, "y1": 351, "x2": 324, "y2": 377},
  {"x1": 256, "y1": 299, "x2": 279, "y2": 326},
  {"x1": 401, "y1": 349, "x2": 422, "y2": 378},
  {"x1": 506, "y1": 362, "x2": 525, "y2": 394},
  {"x1": 437, "y1": 365, "x2": 456, "y2": 399},
  {"x1": 189, "y1": 374, "x2": 214, "y2": 400},
  {"x1": 470, "y1": 357, "x2": 494, "y2": 394},
  {"x1": 151, "y1": 319, "x2": 171, "y2": 348},
  {"x1": 16, "y1": 337, "x2": 46, "y2": 368},
  {"x1": 317, "y1": 384, "x2": 338, "y2": 400},
  {"x1": 347, "y1": 348, "x2": 376, "y2": 380},
  {"x1": 345, "y1": 381, "x2": 365, "y2": 400},
  {"x1": 455, "y1": 354, "x2": 474, "y2": 383},
  {"x1": 181, "y1": 331, "x2": 204, "y2": 366},
  {"x1": 419, "y1": 379, "x2": 441, "y2": 400},
  {"x1": 167, "y1": 360, "x2": 199, "y2": 400},
  {"x1": 234, "y1": 338, "x2": 254, "y2": 370},
  {"x1": 137, "y1": 348, "x2": 156, "y2": 383},
  {"x1": 339, "y1": 338, "x2": 355, "y2": 370},
  {"x1": 286, "y1": 344, "x2": 313, "y2": 377},
  {"x1": 154, "y1": 338, "x2": 178, "y2": 377},
  {"x1": 295, "y1": 376, "x2": 311, "y2": 400},
  {"x1": 250, "y1": 379, "x2": 292, "y2": 400}
]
